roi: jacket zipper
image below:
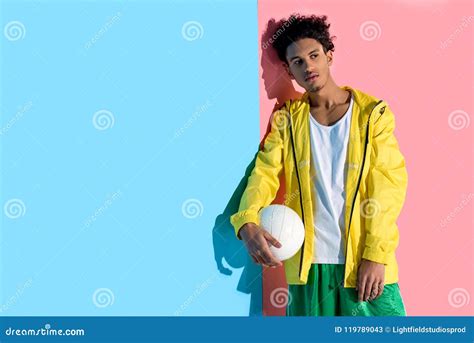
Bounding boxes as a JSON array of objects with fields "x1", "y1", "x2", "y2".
[
  {"x1": 342, "y1": 100, "x2": 384, "y2": 286},
  {"x1": 288, "y1": 110, "x2": 306, "y2": 279}
]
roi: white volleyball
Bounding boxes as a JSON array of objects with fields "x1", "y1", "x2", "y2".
[{"x1": 258, "y1": 204, "x2": 305, "y2": 261}]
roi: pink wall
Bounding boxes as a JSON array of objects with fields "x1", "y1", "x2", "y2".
[{"x1": 259, "y1": 0, "x2": 473, "y2": 316}]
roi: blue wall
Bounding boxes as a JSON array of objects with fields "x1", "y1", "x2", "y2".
[{"x1": 1, "y1": 0, "x2": 261, "y2": 316}]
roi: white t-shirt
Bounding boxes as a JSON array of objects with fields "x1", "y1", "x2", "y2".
[{"x1": 309, "y1": 95, "x2": 354, "y2": 264}]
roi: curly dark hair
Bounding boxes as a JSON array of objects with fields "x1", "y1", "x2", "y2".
[{"x1": 270, "y1": 13, "x2": 336, "y2": 63}]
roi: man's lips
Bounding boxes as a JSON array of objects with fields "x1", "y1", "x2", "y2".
[{"x1": 305, "y1": 74, "x2": 318, "y2": 81}]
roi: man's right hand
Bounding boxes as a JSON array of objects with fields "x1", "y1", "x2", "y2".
[{"x1": 238, "y1": 223, "x2": 283, "y2": 268}]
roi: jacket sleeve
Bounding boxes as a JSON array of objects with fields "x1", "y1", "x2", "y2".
[
  {"x1": 229, "y1": 109, "x2": 286, "y2": 240},
  {"x1": 363, "y1": 104, "x2": 408, "y2": 264}
]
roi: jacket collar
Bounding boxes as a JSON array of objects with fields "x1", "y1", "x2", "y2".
[{"x1": 293, "y1": 85, "x2": 381, "y2": 112}]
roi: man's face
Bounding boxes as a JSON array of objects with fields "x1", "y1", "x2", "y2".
[{"x1": 284, "y1": 38, "x2": 333, "y2": 92}]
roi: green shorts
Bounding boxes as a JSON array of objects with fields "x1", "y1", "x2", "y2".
[{"x1": 286, "y1": 263, "x2": 406, "y2": 316}]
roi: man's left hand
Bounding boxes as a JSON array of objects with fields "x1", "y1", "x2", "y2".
[{"x1": 356, "y1": 258, "x2": 385, "y2": 302}]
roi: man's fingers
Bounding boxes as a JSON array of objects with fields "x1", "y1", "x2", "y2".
[
  {"x1": 373, "y1": 282, "x2": 384, "y2": 300},
  {"x1": 370, "y1": 282, "x2": 383, "y2": 301},
  {"x1": 254, "y1": 251, "x2": 268, "y2": 267},
  {"x1": 358, "y1": 276, "x2": 367, "y2": 302},
  {"x1": 364, "y1": 278, "x2": 374, "y2": 302},
  {"x1": 263, "y1": 231, "x2": 282, "y2": 248},
  {"x1": 261, "y1": 250, "x2": 280, "y2": 267},
  {"x1": 258, "y1": 235, "x2": 282, "y2": 267},
  {"x1": 260, "y1": 246, "x2": 282, "y2": 267},
  {"x1": 368, "y1": 283, "x2": 379, "y2": 301}
]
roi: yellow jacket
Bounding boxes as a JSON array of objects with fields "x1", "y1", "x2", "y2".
[{"x1": 230, "y1": 86, "x2": 408, "y2": 287}]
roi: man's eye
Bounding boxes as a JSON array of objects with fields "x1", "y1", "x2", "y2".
[
  {"x1": 311, "y1": 54, "x2": 318, "y2": 59},
  {"x1": 294, "y1": 60, "x2": 301, "y2": 65}
]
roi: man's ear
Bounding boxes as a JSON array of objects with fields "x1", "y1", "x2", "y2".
[
  {"x1": 283, "y1": 63, "x2": 294, "y2": 79},
  {"x1": 326, "y1": 50, "x2": 333, "y2": 67}
]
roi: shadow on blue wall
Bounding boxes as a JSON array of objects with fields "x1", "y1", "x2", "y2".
[{"x1": 212, "y1": 152, "x2": 263, "y2": 316}]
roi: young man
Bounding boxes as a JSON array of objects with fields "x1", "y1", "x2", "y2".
[{"x1": 230, "y1": 14, "x2": 408, "y2": 316}]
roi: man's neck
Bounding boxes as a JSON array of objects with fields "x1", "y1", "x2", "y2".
[{"x1": 307, "y1": 79, "x2": 345, "y2": 109}]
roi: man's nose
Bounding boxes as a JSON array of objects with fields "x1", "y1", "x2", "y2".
[{"x1": 305, "y1": 66, "x2": 314, "y2": 75}]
